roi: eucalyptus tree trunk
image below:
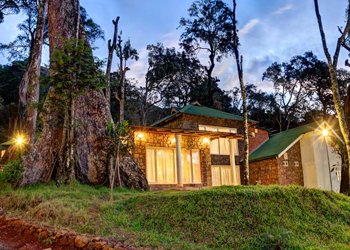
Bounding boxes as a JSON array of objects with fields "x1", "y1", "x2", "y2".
[
  {"x1": 20, "y1": 0, "x2": 80, "y2": 186},
  {"x1": 232, "y1": 0, "x2": 249, "y2": 184},
  {"x1": 314, "y1": 0, "x2": 350, "y2": 192},
  {"x1": 18, "y1": 0, "x2": 47, "y2": 144},
  {"x1": 21, "y1": 0, "x2": 148, "y2": 189}
]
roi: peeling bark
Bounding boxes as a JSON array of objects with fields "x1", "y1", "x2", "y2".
[
  {"x1": 19, "y1": 0, "x2": 47, "y2": 144},
  {"x1": 20, "y1": 0, "x2": 81, "y2": 186},
  {"x1": 21, "y1": 0, "x2": 148, "y2": 188},
  {"x1": 74, "y1": 90, "x2": 111, "y2": 185}
]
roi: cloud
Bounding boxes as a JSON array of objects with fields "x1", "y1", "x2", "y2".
[
  {"x1": 127, "y1": 47, "x2": 149, "y2": 86},
  {"x1": 273, "y1": 4, "x2": 294, "y2": 15},
  {"x1": 239, "y1": 19, "x2": 260, "y2": 37}
]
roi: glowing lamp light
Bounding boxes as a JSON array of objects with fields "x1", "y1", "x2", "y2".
[
  {"x1": 135, "y1": 132, "x2": 145, "y2": 140},
  {"x1": 202, "y1": 137, "x2": 210, "y2": 145},
  {"x1": 13, "y1": 133, "x2": 27, "y2": 149},
  {"x1": 322, "y1": 129, "x2": 329, "y2": 137},
  {"x1": 169, "y1": 136, "x2": 176, "y2": 144}
]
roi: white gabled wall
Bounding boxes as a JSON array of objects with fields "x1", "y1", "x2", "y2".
[
  {"x1": 300, "y1": 132, "x2": 318, "y2": 189},
  {"x1": 300, "y1": 131, "x2": 341, "y2": 192}
]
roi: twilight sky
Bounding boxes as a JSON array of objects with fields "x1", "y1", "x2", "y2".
[{"x1": 0, "y1": 0, "x2": 348, "y2": 91}]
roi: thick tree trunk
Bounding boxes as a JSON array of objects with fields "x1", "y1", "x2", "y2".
[
  {"x1": 74, "y1": 90, "x2": 111, "y2": 184},
  {"x1": 20, "y1": 0, "x2": 80, "y2": 186},
  {"x1": 19, "y1": 0, "x2": 47, "y2": 144},
  {"x1": 21, "y1": 0, "x2": 148, "y2": 189}
]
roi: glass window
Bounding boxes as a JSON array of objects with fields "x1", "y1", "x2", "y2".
[
  {"x1": 146, "y1": 148, "x2": 176, "y2": 184},
  {"x1": 212, "y1": 165, "x2": 235, "y2": 186},
  {"x1": 182, "y1": 149, "x2": 201, "y2": 184},
  {"x1": 146, "y1": 149, "x2": 156, "y2": 183},
  {"x1": 210, "y1": 139, "x2": 220, "y2": 154},
  {"x1": 146, "y1": 148, "x2": 201, "y2": 185},
  {"x1": 210, "y1": 138, "x2": 230, "y2": 155}
]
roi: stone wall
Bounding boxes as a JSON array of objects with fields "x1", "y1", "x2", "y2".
[
  {"x1": 132, "y1": 131, "x2": 212, "y2": 187},
  {"x1": 151, "y1": 113, "x2": 270, "y2": 185},
  {"x1": 249, "y1": 141, "x2": 304, "y2": 186},
  {"x1": 0, "y1": 215, "x2": 124, "y2": 249}
]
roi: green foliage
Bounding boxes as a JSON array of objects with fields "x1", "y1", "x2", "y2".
[
  {"x1": 179, "y1": 0, "x2": 233, "y2": 58},
  {"x1": 51, "y1": 38, "x2": 105, "y2": 101},
  {"x1": 107, "y1": 120, "x2": 134, "y2": 154},
  {"x1": 0, "y1": 158, "x2": 23, "y2": 184},
  {"x1": 0, "y1": 184, "x2": 350, "y2": 249}
]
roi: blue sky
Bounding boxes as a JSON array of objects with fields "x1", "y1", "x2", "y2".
[{"x1": 0, "y1": 0, "x2": 348, "y2": 91}]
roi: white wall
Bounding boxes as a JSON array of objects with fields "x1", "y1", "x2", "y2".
[{"x1": 300, "y1": 131, "x2": 341, "y2": 192}]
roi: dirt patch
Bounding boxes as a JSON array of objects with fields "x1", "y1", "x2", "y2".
[
  {"x1": 0, "y1": 215, "x2": 131, "y2": 250},
  {"x1": 0, "y1": 221, "x2": 71, "y2": 250}
]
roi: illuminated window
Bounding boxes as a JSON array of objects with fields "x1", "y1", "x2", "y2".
[
  {"x1": 282, "y1": 160, "x2": 289, "y2": 167},
  {"x1": 212, "y1": 166, "x2": 235, "y2": 186},
  {"x1": 182, "y1": 150, "x2": 201, "y2": 184},
  {"x1": 199, "y1": 125, "x2": 237, "y2": 155},
  {"x1": 146, "y1": 148, "x2": 201, "y2": 185},
  {"x1": 146, "y1": 148, "x2": 177, "y2": 184},
  {"x1": 294, "y1": 161, "x2": 299, "y2": 167},
  {"x1": 283, "y1": 153, "x2": 288, "y2": 160}
]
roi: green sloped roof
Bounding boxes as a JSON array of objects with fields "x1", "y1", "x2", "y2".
[
  {"x1": 152, "y1": 104, "x2": 255, "y2": 126},
  {"x1": 250, "y1": 123, "x2": 318, "y2": 162}
]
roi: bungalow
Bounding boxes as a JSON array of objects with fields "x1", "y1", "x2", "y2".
[
  {"x1": 249, "y1": 122, "x2": 343, "y2": 192},
  {"x1": 132, "y1": 104, "x2": 343, "y2": 191},
  {"x1": 132, "y1": 103, "x2": 269, "y2": 189}
]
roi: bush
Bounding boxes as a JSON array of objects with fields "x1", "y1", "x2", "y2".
[{"x1": 0, "y1": 158, "x2": 23, "y2": 184}]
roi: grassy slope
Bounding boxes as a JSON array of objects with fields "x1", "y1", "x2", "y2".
[{"x1": 0, "y1": 183, "x2": 349, "y2": 250}]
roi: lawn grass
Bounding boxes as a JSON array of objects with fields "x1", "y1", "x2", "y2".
[{"x1": 0, "y1": 182, "x2": 350, "y2": 249}]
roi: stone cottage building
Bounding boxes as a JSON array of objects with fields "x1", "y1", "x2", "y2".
[{"x1": 131, "y1": 104, "x2": 342, "y2": 192}]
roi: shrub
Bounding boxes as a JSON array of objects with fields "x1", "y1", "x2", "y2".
[{"x1": 0, "y1": 158, "x2": 23, "y2": 184}]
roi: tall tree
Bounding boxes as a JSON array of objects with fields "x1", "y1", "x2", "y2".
[
  {"x1": 0, "y1": 4, "x2": 103, "y2": 61},
  {"x1": 314, "y1": 0, "x2": 350, "y2": 191},
  {"x1": 20, "y1": 0, "x2": 148, "y2": 189},
  {"x1": 0, "y1": 0, "x2": 22, "y2": 23},
  {"x1": 116, "y1": 36, "x2": 138, "y2": 122},
  {"x1": 0, "y1": 0, "x2": 36, "y2": 60},
  {"x1": 20, "y1": 0, "x2": 110, "y2": 186},
  {"x1": 18, "y1": 0, "x2": 47, "y2": 144},
  {"x1": 232, "y1": 0, "x2": 249, "y2": 184},
  {"x1": 105, "y1": 17, "x2": 119, "y2": 106},
  {"x1": 179, "y1": 0, "x2": 233, "y2": 107},
  {"x1": 263, "y1": 53, "x2": 317, "y2": 131}
]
